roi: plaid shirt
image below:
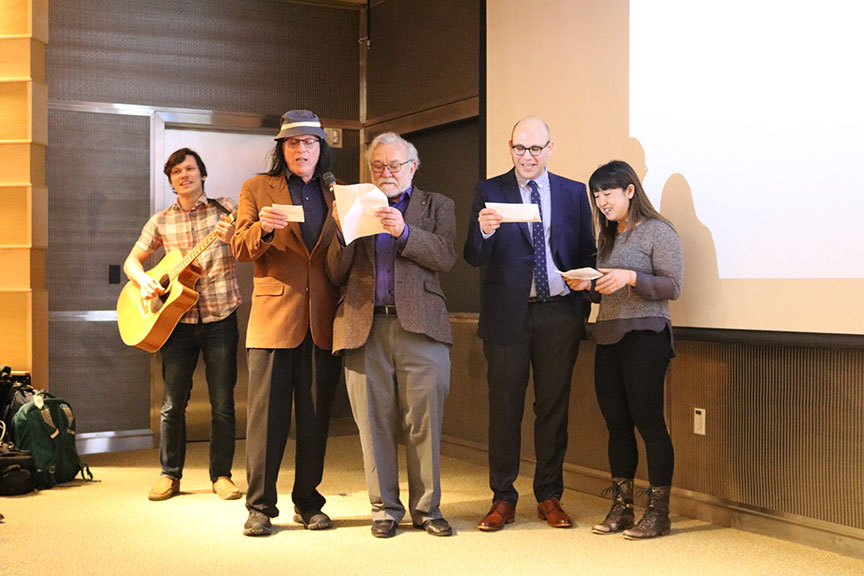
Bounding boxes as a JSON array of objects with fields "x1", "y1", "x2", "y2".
[{"x1": 135, "y1": 195, "x2": 241, "y2": 324}]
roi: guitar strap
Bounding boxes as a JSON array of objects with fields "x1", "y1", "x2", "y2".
[{"x1": 207, "y1": 198, "x2": 232, "y2": 216}]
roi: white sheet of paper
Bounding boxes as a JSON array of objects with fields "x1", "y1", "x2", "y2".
[
  {"x1": 485, "y1": 202, "x2": 541, "y2": 223},
  {"x1": 271, "y1": 203, "x2": 305, "y2": 222},
  {"x1": 333, "y1": 183, "x2": 389, "y2": 244},
  {"x1": 557, "y1": 267, "x2": 603, "y2": 280}
]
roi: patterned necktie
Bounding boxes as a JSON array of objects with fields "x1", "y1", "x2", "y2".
[{"x1": 528, "y1": 180, "x2": 550, "y2": 300}]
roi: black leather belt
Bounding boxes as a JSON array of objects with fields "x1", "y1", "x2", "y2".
[
  {"x1": 374, "y1": 305, "x2": 398, "y2": 316},
  {"x1": 528, "y1": 294, "x2": 569, "y2": 303}
]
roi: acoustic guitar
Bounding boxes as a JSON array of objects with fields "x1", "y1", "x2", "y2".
[{"x1": 116, "y1": 214, "x2": 235, "y2": 352}]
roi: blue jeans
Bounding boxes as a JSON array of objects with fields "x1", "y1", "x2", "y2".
[{"x1": 159, "y1": 312, "x2": 238, "y2": 482}]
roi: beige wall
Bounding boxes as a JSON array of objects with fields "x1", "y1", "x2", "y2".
[
  {"x1": 486, "y1": 0, "x2": 629, "y2": 184},
  {"x1": 0, "y1": 0, "x2": 49, "y2": 386}
]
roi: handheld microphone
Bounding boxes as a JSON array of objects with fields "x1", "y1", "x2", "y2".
[{"x1": 323, "y1": 171, "x2": 337, "y2": 192}]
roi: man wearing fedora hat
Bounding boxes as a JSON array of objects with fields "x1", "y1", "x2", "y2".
[{"x1": 232, "y1": 110, "x2": 342, "y2": 537}]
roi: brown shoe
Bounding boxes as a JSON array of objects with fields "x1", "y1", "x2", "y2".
[
  {"x1": 148, "y1": 476, "x2": 180, "y2": 501},
  {"x1": 478, "y1": 501, "x2": 516, "y2": 531},
  {"x1": 212, "y1": 476, "x2": 242, "y2": 500},
  {"x1": 537, "y1": 498, "x2": 573, "y2": 528}
]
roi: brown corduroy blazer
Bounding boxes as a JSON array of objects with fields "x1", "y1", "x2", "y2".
[
  {"x1": 326, "y1": 186, "x2": 457, "y2": 354},
  {"x1": 232, "y1": 173, "x2": 339, "y2": 350}
]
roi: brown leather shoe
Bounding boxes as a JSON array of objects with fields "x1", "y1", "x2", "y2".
[
  {"x1": 212, "y1": 476, "x2": 242, "y2": 500},
  {"x1": 478, "y1": 501, "x2": 516, "y2": 531},
  {"x1": 148, "y1": 476, "x2": 180, "y2": 501},
  {"x1": 537, "y1": 498, "x2": 573, "y2": 528}
]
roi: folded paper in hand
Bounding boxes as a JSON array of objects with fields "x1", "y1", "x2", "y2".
[
  {"x1": 557, "y1": 267, "x2": 603, "y2": 280},
  {"x1": 485, "y1": 202, "x2": 541, "y2": 223},
  {"x1": 271, "y1": 203, "x2": 305, "y2": 222},
  {"x1": 334, "y1": 183, "x2": 388, "y2": 244}
]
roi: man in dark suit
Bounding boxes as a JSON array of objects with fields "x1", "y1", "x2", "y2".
[
  {"x1": 232, "y1": 110, "x2": 342, "y2": 537},
  {"x1": 327, "y1": 132, "x2": 457, "y2": 539},
  {"x1": 464, "y1": 116, "x2": 596, "y2": 531}
]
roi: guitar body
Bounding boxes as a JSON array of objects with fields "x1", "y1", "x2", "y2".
[{"x1": 116, "y1": 249, "x2": 201, "y2": 352}]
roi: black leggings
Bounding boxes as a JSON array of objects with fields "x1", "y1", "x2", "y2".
[{"x1": 594, "y1": 329, "x2": 674, "y2": 486}]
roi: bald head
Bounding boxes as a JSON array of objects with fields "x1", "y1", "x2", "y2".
[
  {"x1": 511, "y1": 116, "x2": 551, "y2": 141},
  {"x1": 509, "y1": 116, "x2": 553, "y2": 181}
]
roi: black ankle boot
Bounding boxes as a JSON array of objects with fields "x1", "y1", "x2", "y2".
[
  {"x1": 592, "y1": 478, "x2": 635, "y2": 534},
  {"x1": 623, "y1": 485, "x2": 671, "y2": 539}
]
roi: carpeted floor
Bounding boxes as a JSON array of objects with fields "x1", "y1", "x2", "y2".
[{"x1": 1, "y1": 436, "x2": 861, "y2": 576}]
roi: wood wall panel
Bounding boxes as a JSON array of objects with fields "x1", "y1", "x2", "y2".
[
  {"x1": 446, "y1": 316, "x2": 864, "y2": 533},
  {"x1": 0, "y1": 0, "x2": 48, "y2": 387}
]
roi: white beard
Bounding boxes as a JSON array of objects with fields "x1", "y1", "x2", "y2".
[{"x1": 377, "y1": 178, "x2": 404, "y2": 198}]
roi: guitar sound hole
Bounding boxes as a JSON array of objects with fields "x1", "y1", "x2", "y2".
[{"x1": 149, "y1": 298, "x2": 164, "y2": 314}]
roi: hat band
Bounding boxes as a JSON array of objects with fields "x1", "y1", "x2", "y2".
[{"x1": 280, "y1": 120, "x2": 322, "y2": 131}]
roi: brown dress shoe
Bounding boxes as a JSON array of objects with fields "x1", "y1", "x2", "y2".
[
  {"x1": 212, "y1": 476, "x2": 242, "y2": 500},
  {"x1": 537, "y1": 498, "x2": 573, "y2": 528},
  {"x1": 148, "y1": 476, "x2": 180, "y2": 501},
  {"x1": 478, "y1": 501, "x2": 516, "y2": 531}
]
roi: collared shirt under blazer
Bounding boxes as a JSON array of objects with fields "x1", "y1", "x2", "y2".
[
  {"x1": 326, "y1": 186, "x2": 457, "y2": 354},
  {"x1": 232, "y1": 173, "x2": 339, "y2": 350},
  {"x1": 464, "y1": 168, "x2": 597, "y2": 344}
]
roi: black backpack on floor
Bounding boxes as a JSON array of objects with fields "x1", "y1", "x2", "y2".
[
  {"x1": 0, "y1": 420, "x2": 36, "y2": 495},
  {"x1": 0, "y1": 366, "x2": 38, "y2": 445}
]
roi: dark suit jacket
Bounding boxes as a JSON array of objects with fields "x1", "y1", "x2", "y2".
[
  {"x1": 232, "y1": 173, "x2": 339, "y2": 350},
  {"x1": 326, "y1": 187, "x2": 457, "y2": 353},
  {"x1": 464, "y1": 169, "x2": 596, "y2": 344}
]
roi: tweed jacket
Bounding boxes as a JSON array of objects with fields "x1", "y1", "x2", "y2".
[
  {"x1": 326, "y1": 186, "x2": 457, "y2": 354},
  {"x1": 232, "y1": 173, "x2": 339, "y2": 350}
]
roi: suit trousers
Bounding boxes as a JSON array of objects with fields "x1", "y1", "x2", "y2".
[
  {"x1": 484, "y1": 300, "x2": 582, "y2": 507},
  {"x1": 344, "y1": 315, "x2": 450, "y2": 524},
  {"x1": 244, "y1": 332, "x2": 341, "y2": 518}
]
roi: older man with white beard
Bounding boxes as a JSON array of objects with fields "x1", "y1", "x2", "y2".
[{"x1": 326, "y1": 132, "x2": 457, "y2": 539}]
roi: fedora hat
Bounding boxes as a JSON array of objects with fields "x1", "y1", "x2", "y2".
[{"x1": 274, "y1": 109, "x2": 328, "y2": 141}]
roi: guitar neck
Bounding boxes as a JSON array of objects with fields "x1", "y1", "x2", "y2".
[{"x1": 167, "y1": 214, "x2": 235, "y2": 281}]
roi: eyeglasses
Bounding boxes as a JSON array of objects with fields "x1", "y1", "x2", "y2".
[
  {"x1": 370, "y1": 159, "x2": 413, "y2": 174},
  {"x1": 284, "y1": 137, "x2": 320, "y2": 149},
  {"x1": 511, "y1": 141, "x2": 550, "y2": 157}
]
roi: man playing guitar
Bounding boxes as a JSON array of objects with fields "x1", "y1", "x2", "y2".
[{"x1": 123, "y1": 147, "x2": 242, "y2": 502}]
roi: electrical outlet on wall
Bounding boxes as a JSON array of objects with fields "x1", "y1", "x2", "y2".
[
  {"x1": 324, "y1": 127, "x2": 342, "y2": 148},
  {"x1": 693, "y1": 408, "x2": 706, "y2": 435}
]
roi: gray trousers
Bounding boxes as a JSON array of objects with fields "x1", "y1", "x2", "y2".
[{"x1": 344, "y1": 315, "x2": 450, "y2": 524}]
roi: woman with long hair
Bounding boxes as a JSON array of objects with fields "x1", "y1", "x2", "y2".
[{"x1": 565, "y1": 160, "x2": 683, "y2": 539}]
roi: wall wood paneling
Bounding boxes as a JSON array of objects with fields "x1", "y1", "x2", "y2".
[
  {"x1": 365, "y1": 0, "x2": 479, "y2": 124},
  {"x1": 405, "y1": 118, "x2": 480, "y2": 313},
  {"x1": 48, "y1": 0, "x2": 360, "y2": 119},
  {"x1": 445, "y1": 318, "x2": 864, "y2": 555},
  {"x1": 46, "y1": 1, "x2": 362, "y2": 446}
]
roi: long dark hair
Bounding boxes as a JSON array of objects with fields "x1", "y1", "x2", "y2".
[
  {"x1": 263, "y1": 139, "x2": 332, "y2": 178},
  {"x1": 589, "y1": 160, "x2": 672, "y2": 259}
]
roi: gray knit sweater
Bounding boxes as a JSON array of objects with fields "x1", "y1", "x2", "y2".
[{"x1": 591, "y1": 218, "x2": 683, "y2": 346}]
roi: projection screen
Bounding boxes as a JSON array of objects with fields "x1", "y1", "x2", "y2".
[{"x1": 486, "y1": 0, "x2": 864, "y2": 335}]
